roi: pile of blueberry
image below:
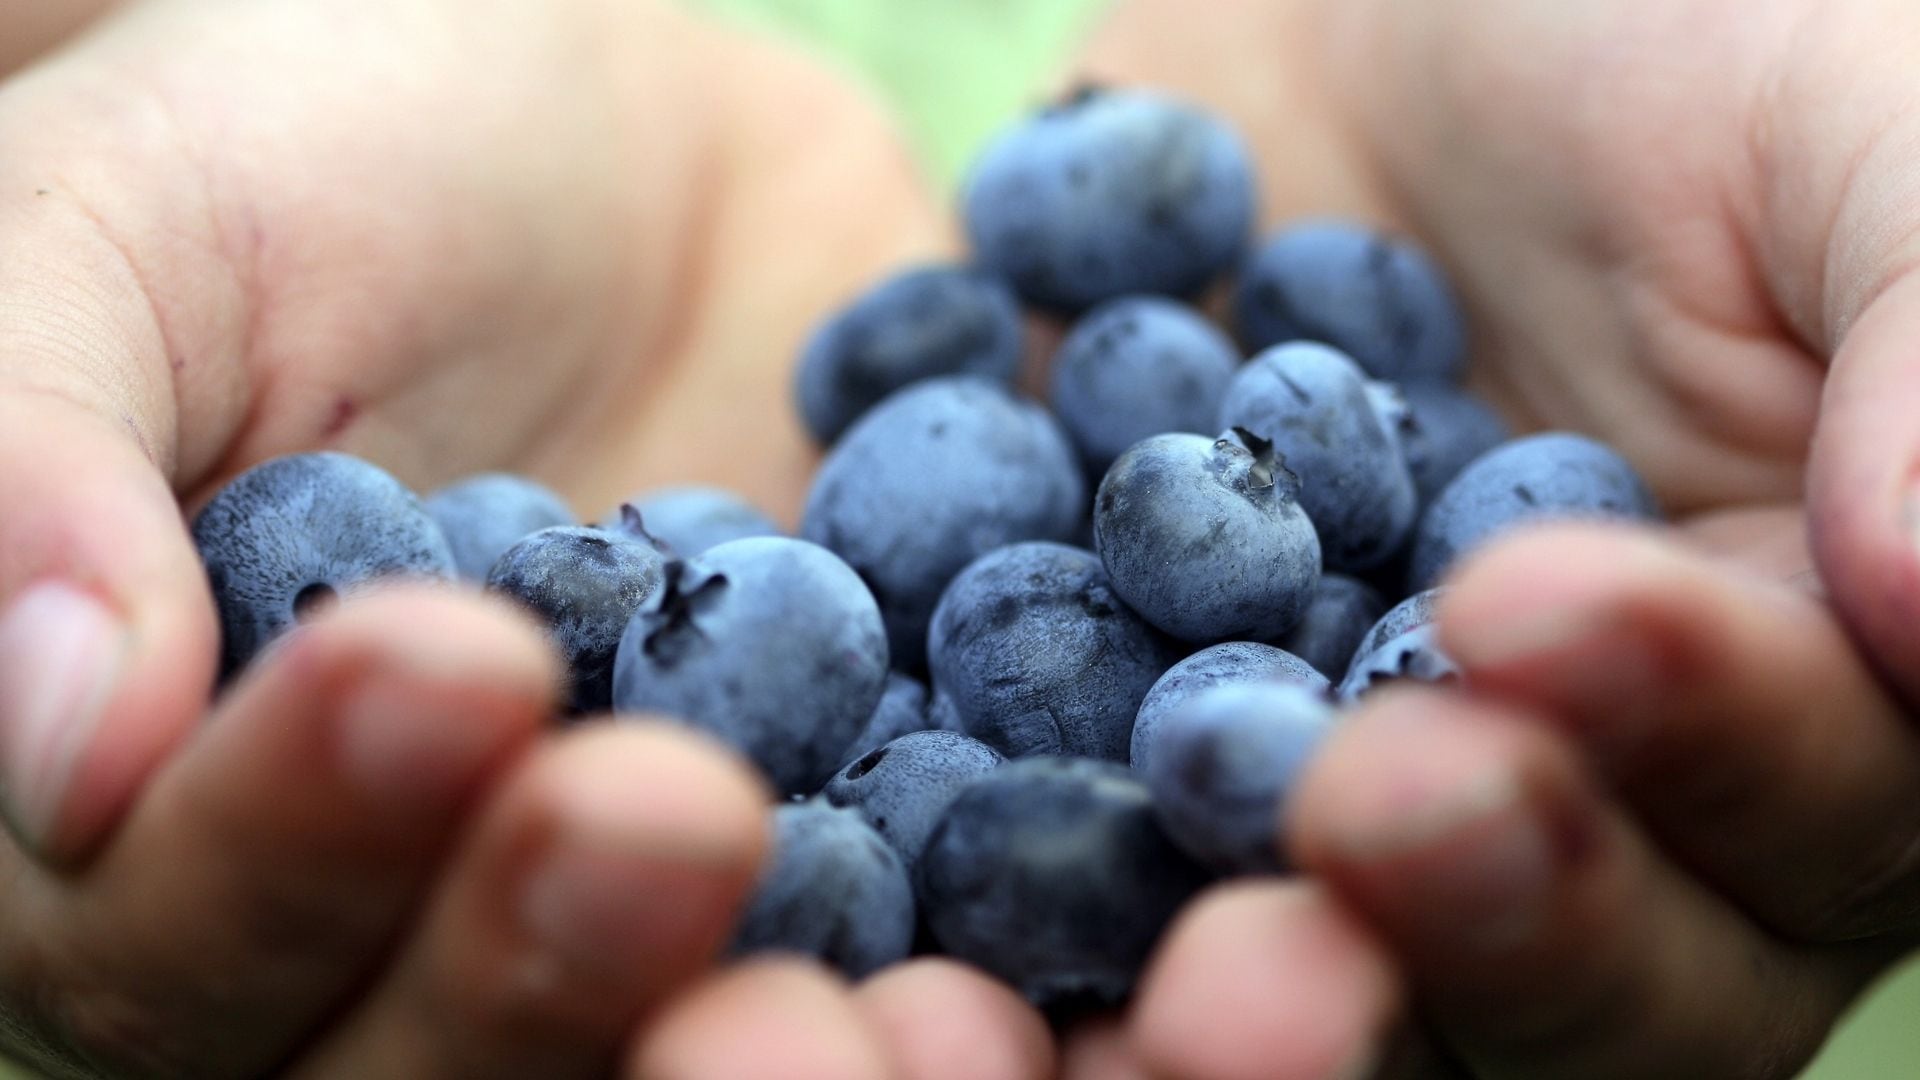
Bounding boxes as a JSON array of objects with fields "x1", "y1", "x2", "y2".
[{"x1": 193, "y1": 86, "x2": 1659, "y2": 1011}]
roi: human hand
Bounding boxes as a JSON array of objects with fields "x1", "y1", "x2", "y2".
[
  {"x1": 0, "y1": 0, "x2": 959, "y2": 1074},
  {"x1": 1068, "y1": 0, "x2": 1920, "y2": 1075}
]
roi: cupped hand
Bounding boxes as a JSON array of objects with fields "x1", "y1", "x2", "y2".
[
  {"x1": 1074, "y1": 0, "x2": 1920, "y2": 1075},
  {"x1": 0, "y1": 0, "x2": 953, "y2": 1074}
]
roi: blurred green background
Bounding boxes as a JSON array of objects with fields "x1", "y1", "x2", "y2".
[
  {"x1": 2, "y1": 2, "x2": 1913, "y2": 1077},
  {"x1": 688, "y1": 1, "x2": 1920, "y2": 1079}
]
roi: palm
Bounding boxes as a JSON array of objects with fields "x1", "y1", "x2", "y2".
[{"x1": 61, "y1": 0, "x2": 941, "y2": 526}]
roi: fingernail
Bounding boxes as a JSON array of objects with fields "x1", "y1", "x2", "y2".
[
  {"x1": 338, "y1": 677, "x2": 513, "y2": 809},
  {"x1": 1328, "y1": 766, "x2": 1554, "y2": 950},
  {"x1": 520, "y1": 765, "x2": 754, "y2": 980},
  {"x1": 0, "y1": 582, "x2": 129, "y2": 849},
  {"x1": 1443, "y1": 604, "x2": 1601, "y2": 670}
]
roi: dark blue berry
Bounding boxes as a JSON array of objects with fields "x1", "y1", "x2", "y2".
[{"x1": 194, "y1": 452, "x2": 455, "y2": 680}]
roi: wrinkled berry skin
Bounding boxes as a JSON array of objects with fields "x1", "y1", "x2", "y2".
[
  {"x1": 801, "y1": 377, "x2": 1085, "y2": 671},
  {"x1": 1395, "y1": 384, "x2": 1512, "y2": 507},
  {"x1": 194, "y1": 452, "x2": 456, "y2": 679},
  {"x1": 1131, "y1": 642, "x2": 1327, "y2": 772},
  {"x1": 1275, "y1": 573, "x2": 1388, "y2": 681},
  {"x1": 612, "y1": 537, "x2": 889, "y2": 795},
  {"x1": 1146, "y1": 681, "x2": 1335, "y2": 874},
  {"x1": 1218, "y1": 343, "x2": 1419, "y2": 571},
  {"x1": 916, "y1": 757, "x2": 1212, "y2": 1008},
  {"x1": 1410, "y1": 432, "x2": 1660, "y2": 591},
  {"x1": 823, "y1": 730, "x2": 1006, "y2": 869},
  {"x1": 834, "y1": 671, "x2": 938, "y2": 774},
  {"x1": 929, "y1": 543, "x2": 1178, "y2": 763},
  {"x1": 1093, "y1": 431, "x2": 1321, "y2": 644},
  {"x1": 1337, "y1": 589, "x2": 1461, "y2": 703},
  {"x1": 730, "y1": 800, "x2": 915, "y2": 980},
  {"x1": 486, "y1": 526, "x2": 665, "y2": 714},
  {"x1": 1339, "y1": 625, "x2": 1461, "y2": 703},
  {"x1": 963, "y1": 87, "x2": 1257, "y2": 312},
  {"x1": 427, "y1": 473, "x2": 575, "y2": 581},
  {"x1": 1232, "y1": 220, "x2": 1467, "y2": 384},
  {"x1": 1049, "y1": 297, "x2": 1242, "y2": 477},
  {"x1": 795, "y1": 265, "x2": 1025, "y2": 445},
  {"x1": 626, "y1": 486, "x2": 780, "y2": 557}
]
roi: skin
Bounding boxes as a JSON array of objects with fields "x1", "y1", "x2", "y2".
[{"x1": 8, "y1": 0, "x2": 1920, "y2": 1078}]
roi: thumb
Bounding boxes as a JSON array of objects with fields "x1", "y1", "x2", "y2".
[
  {"x1": 0, "y1": 191, "x2": 217, "y2": 865},
  {"x1": 1808, "y1": 268, "x2": 1920, "y2": 707}
]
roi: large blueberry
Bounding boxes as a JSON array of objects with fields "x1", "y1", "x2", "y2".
[
  {"x1": 1093, "y1": 431, "x2": 1321, "y2": 643},
  {"x1": 822, "y1": 730, "x2": 1005, "y2": 869},
  {"x1": 486, "y1": 526, "x2": 665, "y2": 714},
  {"x1": 795, "y1": 264, "x2": 1025, "y2": 445},
  {"x1": 622, "y1": 486, "x2": 780, "y2": 557},
  {"x1": 916, "y1": 757, "x2": 1212, "y2": 1008},
  {"x1": 1218, "y1": 343, "x2": 1419, "y2": 571},
  {"x1": 1146, "y1": 681, "x2": 1335, "y2": 874},
  {"x1": 194, "y1": 452, "x2": 455, "y2": 679},
  {"x1": 612, "y1": 537, "x2": 889, "y2": 795},
  {"x1": 963, "y1": 86, "x2": 1257, "y2": 312},
  {"x1": 1410, "y1": 432, "x2": 1659, "y2": 591},
  {"x1": 928, "y1": 543, "x2": 1178, "y2": 763},
  {"x1": 1049, "y1": 297, "x2": 1242, "y2": 476},
  {"x1": 1131, "y1": 641, "x2": 1327, "y2": 772},
  {"x1": 1395, "y1": 384, "x2": 1512, "y2": 507},
  {"x1": 426, "y1": 473, "x2": 575, "y2": 581},
  {"x1": 1232, "y1": 219, "x2": 1467, "y2": 384},
  {"x1": 1337, "y1": 589, "x2": 1461, "y2": 703},
  {"x1": 1274, "y1": 573, "x2": 1389, "y2": 681},
  {"x1": 801, "y1": 377, "x2": 1084, "y2": 671},
  {"x1": 730, "y1": 800, "x2": 915, "y2": 980}
]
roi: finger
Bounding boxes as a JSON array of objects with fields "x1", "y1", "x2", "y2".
[
  {"x1": 0, "y1": 587, "x2": 555, "y2": 1078},
  {"x1": 1292, "y1": 688, "x2": 1883, "y2": 1080},
  {"x1": 295, "y1": 723, "x2": 770, "y2": 1080},
  {"x1": 1439, "y1": 523, "x2": 1920, "y2": 940},
  {"x1": 1810, "y1": 270, "x2": 1920, "y2": 706},
  {"x1": 0, "y1": 395, "x2": 213, "y2": 863},
  {"x1": 1061, "y1": 1019, "x2": 1152, "y2": 1080},
  {"x1": 626, "y1": 959, "x2": 894, "y2": 1080},
  {"x1": 1129, "y1": 881, "x2": 1399, "y2": 1080},
  {"x1": 854, "y1": 958, "x2": 1056, "y2": 1080}
]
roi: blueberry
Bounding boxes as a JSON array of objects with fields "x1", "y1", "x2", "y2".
[
  {"x1": 926, "y1": 686, "x2": 964, "y2": 734},
  {"x1": 1274, "y1": 573, "x2": 1389, "y2": 681},
  {"x1": 795, "y1": 265, "x2": 1025, "y2": 444},
  {"x1": 193, "y1": 452, "x2": 455, "y2": 679},
  {"x1": 730, "y1": 800, "x2": 915, "y2": 980},
  {"x1": 1337, "y1": 589, "x2": 1461, "y2": 702},
  {"x1": 916, "y1": 757, "x2": 1212, "y2": 1008},
  {"x1": 1093, "y1": 430, "x2": 1321, "y2": 643},
  {"x1": 834, "y1": 671, "x2": 935, "y2": 773},
  {"x1": 612, "y1": 537, "x2": 889, "y2": 795},
  {"x1": 928, "y1": 542, "x2": 1178, "y2": 762},
  {"x1": 963, "y1": 86, "x2": 1257, "y2": 312},
  {"x1": 1232, "y1": 219, "x2": 1467, "y2": 384},
  {"x1": 1394, "y1": 384, "x2": 1512, "y2": 507},
  {"x1": 622, "y1": 486, "x2": 780, "y2": 557},
  {"x1": 1410, "y1": 432, "x2": 1660, "y2": 591},
  {"x1": 426, "y1": 473, "x2": 575, "y2": 581},
  {"x1": 1131, "y1": 641, "x2": 1328, "y2": 772},
  {"x1": 823, "y1": 730, "x2": 1006, "y2": 869},
  {"x1": 1049, "y1": 297, "x2": 1242, "y2": 476},
  {"x1": 801, "y1": 377, "x2": 1085, "y2": 671},
  {"x1": 1218, "y1": 343, "x2": 1419, "y2": 571},
  {"x1": 1146, "y1": 681, "x2": 1335, "y2": 874},
  {"x1": 486, "y1": 526, "x2": 665, "y2": 714}
]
